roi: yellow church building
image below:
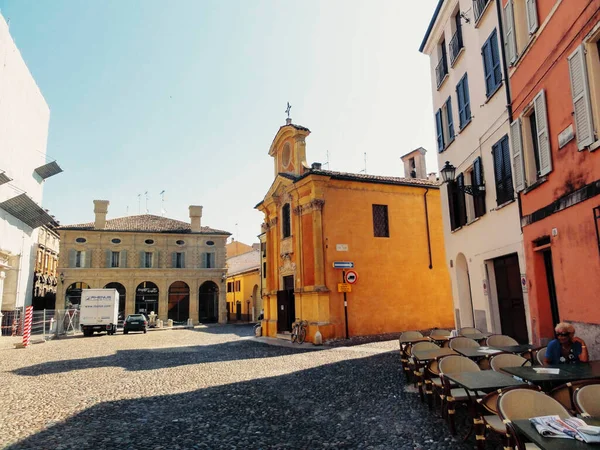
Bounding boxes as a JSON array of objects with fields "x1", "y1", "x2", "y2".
[{"x1": 255, "y1": 119, "x2": 454, "y2": 342}]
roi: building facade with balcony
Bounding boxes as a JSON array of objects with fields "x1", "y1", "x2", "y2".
[
  {"x1": 57, "y1": 200, "x2": 230, "y2": 324},
  {"x1": 503, "y1": 0, "x2": 600, "y2": 357},
  {"x1": 32, "y1": 224, "x2": 60, "y2": 310},
  {"x1": 255, "y1": 119, "x2": 454, "y2": 343},
  {"x1": 420, "y1": 0, "x2": 531, "y2": 343},
  {"x1": 0, "y1": 13, "x2": 59, "y2": 318}
]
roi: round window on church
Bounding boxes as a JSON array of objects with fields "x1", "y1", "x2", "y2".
[
  {"x1": 75, "y1": 237, "x2": 87, "y2": 243},
  {"x1": 282, "y1": 142, "x2": 291, "y2": 168},
  {"x1": 145, "y1": 239, "x2": 155, "y2": 245},
  {"x1": 206, "y1": 240, "x2": 214, "y2": 246},
  {"x1": 111, "y1": 238, "x2": 121, "y2": 244}
]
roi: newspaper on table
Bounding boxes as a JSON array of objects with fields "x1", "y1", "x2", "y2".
[
  {"x1": 478, "y1": 346, "x2": 502, "y2": 354},
  {"x1": 529, "y1": 415, "x2": 600, "y2": 443}
]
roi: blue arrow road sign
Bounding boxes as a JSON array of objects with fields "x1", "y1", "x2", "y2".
[{"x1": 333, "y1": 261, "x2": 354, "y2": 269}]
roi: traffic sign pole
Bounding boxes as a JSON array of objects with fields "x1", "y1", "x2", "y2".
[{"x1": 343, "y1": 270, "x2": 349, "y2": 339}]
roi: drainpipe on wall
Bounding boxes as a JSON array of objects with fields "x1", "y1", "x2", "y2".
[{"x1": 423, "y1": 188, "x2": 433, "y2": 269}]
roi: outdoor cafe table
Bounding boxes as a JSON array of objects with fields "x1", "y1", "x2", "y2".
[
  {"x1": 491, "y1": 344, "x2": 538, "y2": 354},
  {"x1": 454, "y1": 347, "x2": 504, "y2": 359},
  {"x1": 410, "y1": 348, "x2": 457, "y2": 404},
  {"x1": 459, "y1": 332, "x2": 492, "y2": 341},
  {"x1": 398, "y1": 336, "x2": 431, "y2": 345},
  {"x1": 512, "y1": 417, "x2": 600, "y2": 450},
  {"x1": 501, "y1": 361, "x2": 600, "y2": 390},
  {"x1": 444, "y1": 371, "x2": 527, "y2": 449}
]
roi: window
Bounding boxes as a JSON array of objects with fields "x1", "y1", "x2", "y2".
[
  {"x1": 436, "y1": 97, "x2": 456, "y2": 152},
  {"x1": 227, "y1": 282, "x2": 233, "y2": 293},
  {"x1": 111, "y1": 238, "x2": 121, "y2": 244},
  {"x1": 206, "y1": 240, "x2": 214, "y2": 246},
  {"x1": 444, "y1": 97, "x2": 455, "y2": 144},
  {"x1": 235, "y1": 280, "x2": 241, "y2": 292},
  {"x1": 144, "y1": 252, "x2": 153, "y2": 268},
  {"x1": 145, "y1": 239, "x2": 154, "y2": 245},
  {"x1": 492, "y1": 136, "x2": 514, "y2": 205},
  {"x1": 75, "y1": 237, "x2": 86, "y2": 243},
  {"x1": 448, "y1": 176, "x2": 467, "y2": 231},
  {"x1": 372, "y1": 204, "x2": 389, "y2": 237},
  {"x1": 469, "y1": 157, "x2": 486, "y2": 218},
  {"x1": 263, "y1": 262, "x2": 267, "y2": 279},
  {"x1": 435, "y1": 39, "x2": 449, "y2": 89},
  {"x1": 482, "y1": 29, "x2": 502, "y2": 97},
  {"x1": 176, "y1": 240, "x2": 185, "y2": 246},
  {"x1": 111, "y1": 251, "x2": 120, "y2": 268},
  {"x1": 202, "y1": 252, "x2": 214, "y2": 269},
  {"x1": 474, "y1": 0, "x2": 491, "y2": 22},
  {"x1": 282, "y1": 203, "x2": 291, "y2": 238},
  {"x1": 525, "y1": 0, "x2": 538, "y2": 34},
  {"x1": 449, "y1": 10, "x2": 464, "y2": 66},
  {"x1": 75, "y1": 250, "x2": 84, "y2": 268},
  {"x1": 510, "y1": 89, "x2": 551, "y2": 191},
  {"x1": 174, "y1": 252, "x2": 185, "y2": 268},
  {"x1": 260, "y1": 242, "x2": 266, "y2": 257},
  {"x1": 456, "y1": 74, "x2": 471, "y2": 129}
]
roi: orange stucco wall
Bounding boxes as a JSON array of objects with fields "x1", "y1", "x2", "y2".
[
  {"x1": 508, "y1": 0, "x2": 600, "y2": 344},
  {"x1": 320, "y1": 180, "x2": 454, "y2": 337}
]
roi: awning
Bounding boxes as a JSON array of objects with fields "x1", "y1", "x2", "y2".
[
  {"x1": 34, "y1": 161, "x2": 63, "y2": 180},
  {"x1": 0, "y1": 172, "x2": 12, "y2": 186},
  {"x1": 0, "y1": 193, "x2": 55, "y2": 229}
]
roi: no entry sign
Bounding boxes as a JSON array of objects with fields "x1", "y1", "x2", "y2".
[{"x1": 345, "y1": 270, "x2": 358, "y2": 284}]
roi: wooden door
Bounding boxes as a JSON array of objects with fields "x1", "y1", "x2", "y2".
[
  {"x1": 277, "y1": 290, "x2": 289, "y2": 332},
  {"x1": 494, "y1": 254, "x2": 529, "y2": 344}
]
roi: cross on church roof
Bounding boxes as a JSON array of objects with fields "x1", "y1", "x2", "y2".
[{"x1": 285, "y1": 102, "x2": 292, "y2": 118}]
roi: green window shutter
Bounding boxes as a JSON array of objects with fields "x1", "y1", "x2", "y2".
[
  {"x1": 69, "y1": 249, "x2": 76, "y2": 268},
  {"x1": 85, "y1": 251, "x2": 92, "y2": 268},
  {"x1": 106, "y1": 250, "x2": 112, "y2": 268},
  {"x1": 172, "y1": 252, "x2": 177, "y2": 268},
  {"x1": 140, "y1": 251, "x2": 145, "y2": 268},
  {"x1": 181, "y1": 252, "x2": 185, "y2": 269},
  {"x1": 156, "y1": 251, "x2": 160, "y2": 269},
  {"x1": 120, "y1": 250, "x2": 127, "y2": 268},
  {"x1": 201, "y1": 252, "x2": 207, "y2": 269}
]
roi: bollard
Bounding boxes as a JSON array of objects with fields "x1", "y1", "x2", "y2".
[
  {"x1": 22, "y1": 306, "x2": 33, "y2": 348},
  {"x1": 186, "y1": 318, "x2": 193, "y2": 328},
  {"x1": 167, "y1": 319, "x2": 173, "y2": 327}
]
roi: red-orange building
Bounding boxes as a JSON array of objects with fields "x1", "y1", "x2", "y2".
[{"x1": 503, "y1": 0, "x2": 600, "y2": 356}]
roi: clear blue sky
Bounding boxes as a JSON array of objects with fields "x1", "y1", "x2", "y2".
[{"x1": 1, "y1": 0, "x2": 439, "y2": 245}]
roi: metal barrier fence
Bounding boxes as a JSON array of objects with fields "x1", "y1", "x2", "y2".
[{"x1": 0, "y1": 309, "x2": 80, "y2": 340}]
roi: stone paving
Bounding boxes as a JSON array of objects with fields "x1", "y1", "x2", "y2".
[{"x1": 0, "y1": 325, "x2": 503, "y2": 449}]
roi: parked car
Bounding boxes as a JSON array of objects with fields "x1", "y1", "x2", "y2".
[{"x1": 123, "y1": 314, "x2": 148, "y2": 334}]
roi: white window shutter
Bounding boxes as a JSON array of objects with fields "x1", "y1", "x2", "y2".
[
  {"x1": 504, "y1": 0, "x2": 517, "y2": 64},
  {"x1": 568, "y1": 45, "x2": 595, "y2": 150},
  {"x1": 510, "y1": 119, "x2": 526, "y2": 192},
  {"x1": 534, "y1": 90, "x2": 552, "y2": 176},
  {"x1": 526, "y1": 0, "x2": 538, "y2": 34}
]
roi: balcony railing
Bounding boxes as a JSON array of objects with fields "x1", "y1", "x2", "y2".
[
  {"x1": 435, "y1": 54, "x2": 448, "y2": 89},
  {"x1": 449, "y1": 30, "x2": 463, "y2": 66},
  {"x1": 473, "y1": 0, "x2": 490, "y2": 22}
]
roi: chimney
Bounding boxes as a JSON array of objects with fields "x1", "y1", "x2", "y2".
[
  {"x1": 93, "y1": 200, "x2": 109, "y2": 229},
  {"x1": 189, "y1": 205, "x2": 203, "y2": 232},
  {"x1": 311, "y1": 162, "x2": 322, "y2": 170},
  {"x1": 428, "y1": 172, "x2": 438, "y2": 182}
]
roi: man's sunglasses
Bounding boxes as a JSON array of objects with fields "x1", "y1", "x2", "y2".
[{"x1": 556, "y1": 332, "x2": 571, "y2": 337}]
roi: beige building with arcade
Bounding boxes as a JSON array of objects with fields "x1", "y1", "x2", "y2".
[{"x1": 57, "y1": 200, "x2": 230, "y2": 324}]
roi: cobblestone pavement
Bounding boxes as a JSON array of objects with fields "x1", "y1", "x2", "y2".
[{"x1": 1, "y1": 325, "x2": 503, "y2": 449}]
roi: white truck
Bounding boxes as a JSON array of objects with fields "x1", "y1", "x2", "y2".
[{"x1": 80, "y1": 288, "x2": 119, "y2": 336}]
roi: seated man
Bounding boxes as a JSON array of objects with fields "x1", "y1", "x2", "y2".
[{"x1": 544, "y1": 322, "x2": 589, "y2": 365}]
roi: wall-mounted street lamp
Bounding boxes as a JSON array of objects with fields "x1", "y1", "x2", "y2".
[
  {"x1": 440, "y1": 161, "x2": 485, "y2": 196},
  {"x1": 59, "y1": 272, "x2": 65, "y2": 284}
]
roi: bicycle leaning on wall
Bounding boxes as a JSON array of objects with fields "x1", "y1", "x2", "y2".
[{"x1": 290, "y1": 318, "x2": 308, "y2": 344}]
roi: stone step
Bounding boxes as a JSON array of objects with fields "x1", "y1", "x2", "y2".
[{"x1": 276, "y1": 333, "x2": 292, "y2": 341}]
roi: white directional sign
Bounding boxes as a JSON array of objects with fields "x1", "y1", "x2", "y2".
[
  {"x1": 345, "y1": 270, "x2": 358, "y2": 284},
  {"x1": 333, "y1": 261, "x2": 354, "y2": 269}
]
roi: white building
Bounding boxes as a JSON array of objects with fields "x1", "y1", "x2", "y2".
[
  {"x1": 420, "y1": 0, "x2": 530, "y2": 342},
  {"x1": 0, "y1": 13, "x2": 57, "y2": 317}
]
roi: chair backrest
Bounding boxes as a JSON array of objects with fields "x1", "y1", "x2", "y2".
[
  {"x1": 535, "y1": 346, "x2": 547, "y2": 365},
  {"x1": 498, "y1": 389, "x2": 571, "y2": 421},
  {"x1": 439, "y1": 355, "x2": 481, "y2": 374},
  {"x1": 459, "y1": 327, "x2": 481, "y2": 335},
  {"x1": 490, "y1": 353, "x2": 530, "y2": 372},
  {"x1": 412, "y1": 341, "x2": 439, "y2": 353},
  {"x1": 449, "y1": 336, "x2": 480, "y2": 349},
  {"x1": 430, "y1": 329, "x2": 452, "y2": 337},
  {"x1": 399, "y1": 331, "x2": 424, "y2": 342},
  {"x1": 574, "y1": 383, "x2": 600, "y2": 417},
  {"x1": 486, "y1": 334, "x2": 519, "y2": 347}
]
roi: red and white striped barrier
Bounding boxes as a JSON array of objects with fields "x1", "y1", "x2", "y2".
[{"x1": 22, "y1": 306, "x2": 33, "y2": 348}]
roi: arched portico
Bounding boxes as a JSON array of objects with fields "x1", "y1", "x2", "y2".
[
  {"x1": 199, "y1": 281, "x2": 218, "y2": 323},
  {"x1": 65, "y1": 282, "x2": 90, "y2": 308},
  {"x1": 168, "y1": 281, "x2": 190, "y2": 323},
  {"x1": 104, "y1": 282, "x2": 126, "y2": 320},
  {"x1": 135, "y1": 281, "x2": 159, "y2": 316},
  {"x1": 456, "y1": 253, "x2": 475, "y2": 328}
]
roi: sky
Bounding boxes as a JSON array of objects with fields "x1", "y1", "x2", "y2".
[{"x1": 0, "y1": 0, "x2": 440, "y2": 245}]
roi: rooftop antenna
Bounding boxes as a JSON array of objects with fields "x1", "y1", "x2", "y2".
[
  {"x1": 358, "y1": 152, "x2": 367, "y2": 173},
  {"x1": 235, "y1": 222, "x2": 239, "y2": 241},
  {"x1": 145, "y1": 191, "x2": 149, "y2": 213},
  {"x1": 159, "y1": 190, "x2": 166, "y2": 216},
  {"x1": 137, "y1": 194, "x2": 141, "y2": 214},
  {"x1": 322, "y1": 150, "x2": 330, "y2": 168},
  {"x1": 126, "y1": 205, "x2": 129, "y2": 216}
]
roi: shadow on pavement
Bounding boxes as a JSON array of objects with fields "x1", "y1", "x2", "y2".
[
  {"x1": 7, "y1": 352, "x2": 493, "y2": 450},
  {"x1": 12, "y1": 339, "x2": 323, "y2": 376}
]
